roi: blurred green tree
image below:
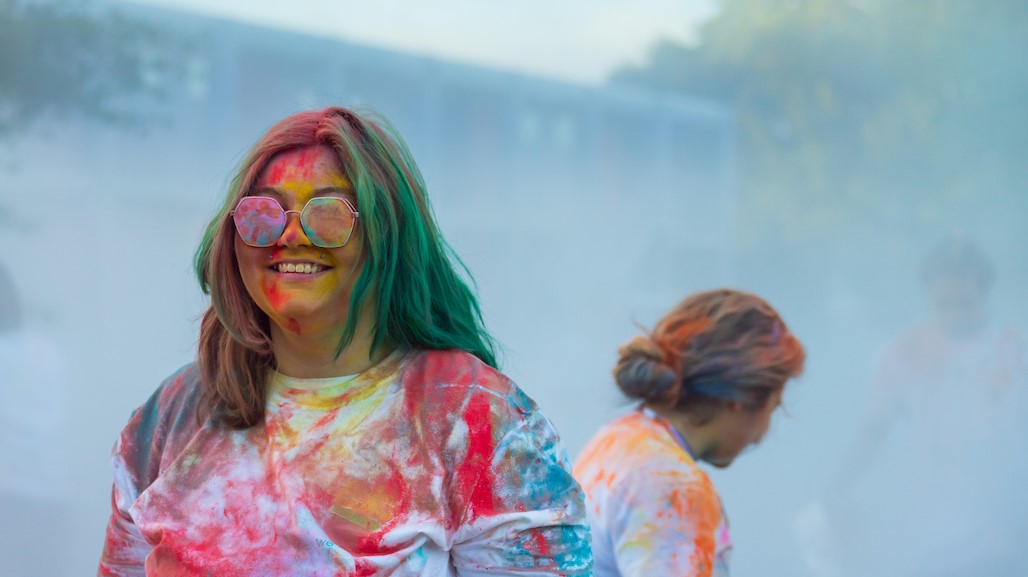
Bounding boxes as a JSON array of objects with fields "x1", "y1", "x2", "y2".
[
  {"x1": 0, "y1": 0, "x2": 187, "y2": 137},
  {"x1": 614, "y1": 0, "x2": 1028, "y2": 271},
  {"x1": 0, "y1": 0, "x2": 189, "y2": 225}
]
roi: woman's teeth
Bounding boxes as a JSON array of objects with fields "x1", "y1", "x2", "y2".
[{"x1": 275, "y1": 263, "x2": 322, "y2": 274}]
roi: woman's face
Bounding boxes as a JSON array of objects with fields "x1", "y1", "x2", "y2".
[
  {"x1": 704, "y1": 387, "x2": 783, "y2": 468},
  {"x1": 234, "y1": 144, "x2": 363, "y2": 337}
]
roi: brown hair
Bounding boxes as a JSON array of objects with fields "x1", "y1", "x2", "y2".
[{"x1": 615, "y1": 289, "x2": 805, "y2": 418}]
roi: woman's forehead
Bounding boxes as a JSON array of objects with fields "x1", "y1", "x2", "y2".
[{"x1": 256, "y1": 145, "x2": 351, "y2": 200}]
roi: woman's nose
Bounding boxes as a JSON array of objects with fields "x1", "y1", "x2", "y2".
[{"x1": 276, "y1": 210, "x2": 310, "y2": 248}]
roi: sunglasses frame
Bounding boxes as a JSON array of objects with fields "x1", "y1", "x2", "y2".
[{"x1": 231, "y1": 195, "x2": 360, "y2": 248}]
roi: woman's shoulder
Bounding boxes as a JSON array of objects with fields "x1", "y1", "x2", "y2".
[
  {"x1": 401, "y1": 348, "x2": 539, "y2": 423},
  {"x1": 577, "y1": 412, "x2": 712, "y2": 492},
  {"x1": 113, "y1": 363, "x2": 207, "y2": 490},
  {"x1": 121, "y1": 363, "x2": 206, "y2": 446},
  {"x1": 145, "y1": 362, "x2": 205, "y2": 416},
  {"x1": 580, "y1": 412, "x2": 672, "y2": 454},
  {"x1": 404, "y1": 348, "x2": 514, "y2": 394}
]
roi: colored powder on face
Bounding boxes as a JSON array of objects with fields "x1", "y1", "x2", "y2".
[
  {"x1": 265, "y1": 162, "x2": 287, "y2": 184},
  {"x1": 295, "y1": 147, "x2": 320, "y2": 176},
  {"x1": 263, "y1": 278, "x2": 289, "y2": 310}
]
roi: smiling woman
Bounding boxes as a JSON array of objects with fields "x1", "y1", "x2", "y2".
[{"x1": 97, "y1": 107, "x2": 592, "y2": 576}]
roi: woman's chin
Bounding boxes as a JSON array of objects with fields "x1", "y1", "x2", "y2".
[
  {"x1": 267, "y1": 307, "x2": 340, "y2": 335},
  {"x1": 704, "y1": 453, "x2": 739, "y2": 469}
]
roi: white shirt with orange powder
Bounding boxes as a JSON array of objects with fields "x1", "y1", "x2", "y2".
[{"x1": 574, "y1": 410, "x2": 732, "y2": 577}]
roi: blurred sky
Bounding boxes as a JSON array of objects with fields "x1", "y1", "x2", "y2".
[{"x1": 121, "y1": 0, "x2": 719, "y2": 83}]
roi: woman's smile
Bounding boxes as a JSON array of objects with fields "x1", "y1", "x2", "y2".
[{"x1": 268, "y1": 259, "x2": 331, "y2": 276}]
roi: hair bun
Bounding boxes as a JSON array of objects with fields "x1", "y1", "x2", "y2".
[{"x1": 614, "y1": 336, "x2": 680, "y2": 402}]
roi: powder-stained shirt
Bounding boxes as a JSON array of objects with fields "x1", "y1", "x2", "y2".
[
  {"x1": 573, "y1": 410, "x2": 731, "y2": 577},
  {"x1": 98, "y1": 348, "x2": 592, "y2": 577}
]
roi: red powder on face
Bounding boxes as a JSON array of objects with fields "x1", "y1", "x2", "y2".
[
  {"x1": 263, "y1": 278, "x2": 288, "y2": 310},
  {"x1": 295, "y1": 147, "x2": 321, "y2": 180},
  {"x1": 286, "y1": 318, "x2": 302, "y2": 334},
  {"x1": 457, "y1": 393, "x2": 499, "y2": 519},
  {"x1": 265, "y1": 162, "x2": 287, "y2": 184}
]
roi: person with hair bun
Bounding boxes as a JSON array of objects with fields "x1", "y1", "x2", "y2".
[
  {"x1": 573, "y1": 289, "x2": 805, "y2": 577},
  {"x1": 98, "y1": 106, "x2": 591, "y2": 576}
]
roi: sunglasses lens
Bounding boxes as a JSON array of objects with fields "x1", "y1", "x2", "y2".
[
  {"x1": 301, "y1": 197, "x2": 355, "y2": 248},
  {"x1": 233, "y1": 197, "x2": 286, "y2": 247}
]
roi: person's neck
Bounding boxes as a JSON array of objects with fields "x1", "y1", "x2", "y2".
[
  {"x1": 644, "y1": 401, "x2": 717, "y2": 463},
  {"x1": 270, "y1": 315, "x2": 394, "y2": 379}
]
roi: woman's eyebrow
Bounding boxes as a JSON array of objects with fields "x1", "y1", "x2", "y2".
[
  {"x1": 310, "y1": 186, "x2": 354, "y2": 197},
  {"x1": 249, "y1": 186, "x2": 353, "y2": 199},
  {"x1": 250, "y1": 186, "x2": 285, "y2": 200}
]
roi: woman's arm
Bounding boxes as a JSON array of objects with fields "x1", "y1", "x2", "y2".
[
  {"x1": 449, "y1": 389, "x2": 593, "y2": 576},
  {"x1": 98, "y1": 481, "x2": 150, "y2": 576},
  {"x1": 97, "y1": 365, "x2": 200, "y2": 576},
  {"x1": 97, "y1": 415, "x2": 156, "y2": 576}
]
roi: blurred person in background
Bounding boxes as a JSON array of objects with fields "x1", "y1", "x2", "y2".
[
  {"x1": 0, "y1": 260, "x2": 71, "y2": 577},
  {"x1": 802, "y1": 236, "x2": 1028, "y2": 577},
  {"x1": 97, "y1": 107, "x2": 591, "y2": 576},
  {"x1": 573, "y1": 289, "x2": 806, "y2": 577}
]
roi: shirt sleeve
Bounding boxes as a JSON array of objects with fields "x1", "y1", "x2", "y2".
[
  {"x1": 97, "y1": 365, "x2": 201, "y2": 575},
  {"x1": 608, "y1": 467, "x2": 723, "y2": 577},
  {"x1": 98, "y1": 487, "x2": 150, "y2": 576},
  {"x1": 97, "y1": 423, "x2": 153, "y2": 576},
  {"x1": 449, "y1": 389, "x2": 593, "y2": 576}
]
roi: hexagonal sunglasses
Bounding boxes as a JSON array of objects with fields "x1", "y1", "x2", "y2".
[{"x1": 231, "y1": 196, "x2": 359, "y2": 248}]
